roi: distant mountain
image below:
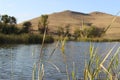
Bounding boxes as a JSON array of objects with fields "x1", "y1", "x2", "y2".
[{"x1": 20, "y1": 10, "x2": 120, "y2": 39}]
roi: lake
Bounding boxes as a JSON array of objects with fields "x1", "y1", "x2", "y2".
[{"x1": 0, "y1": 42, "x2": 119, "y2": 80}]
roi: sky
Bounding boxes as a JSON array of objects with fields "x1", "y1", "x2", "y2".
[{"x1": 0, "y1": 0, "x2": 120, "y2": 23}]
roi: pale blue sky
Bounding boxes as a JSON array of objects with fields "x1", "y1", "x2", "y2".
[{"x1": 0, "y1": 0, "x2": 120, "y2": 23}]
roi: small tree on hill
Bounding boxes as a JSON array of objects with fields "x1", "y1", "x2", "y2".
[
  {"x1": 38, "y1": 15, "x2": 49, "y2": 34},
  {"x1": 83, "y1": 26, "x2": 103, "y2": 38}
]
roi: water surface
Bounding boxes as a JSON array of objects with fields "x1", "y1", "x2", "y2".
[{"x1": 0, "y1": 42, "x2": 119, "y2": 80}]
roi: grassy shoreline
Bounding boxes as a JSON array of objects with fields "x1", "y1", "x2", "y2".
[
  {"x1": 0, "y1": 33, "x2": 54, "y2": 44},
  {"x1": 74, "y1": 38, "x2": 120, "y2": 42},
  {"x1": 54, "y1": 36, "x2": 120, "y2": 42},
  {"x1": 0, "y1": 34, "x2": 119, "y2": 44}
]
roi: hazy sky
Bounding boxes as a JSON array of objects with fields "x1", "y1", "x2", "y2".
[{"x1": 0, "y1": 0, "x2": 120, "y2": 23}]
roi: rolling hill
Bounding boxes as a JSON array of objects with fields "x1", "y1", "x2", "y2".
[{"x1": 20, "y1": 10, "x2": 120, "y2": 39}]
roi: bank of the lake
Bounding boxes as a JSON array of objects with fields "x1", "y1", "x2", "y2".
[
  {"x1": 75, "y1": 38, "x2": 120, "y2": 42},
  {"x1": 54, "y1": 36, "x2": 120, "y2": 42},
  {"x1": 0, "y1": 33, "x2": 54, "y2": 44},
  {"x1": 0, "y1": 33, "x2": 120, "y2": 44}
]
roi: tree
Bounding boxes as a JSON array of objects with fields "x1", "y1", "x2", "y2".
[
  {"x1": 1, "y1": 15, "x2": 10, "y2": 24},
  {"x1": 1, "y1": 15, "x2": 17, "y2": 24},
  {"x1": 0, "y1": 14, "x2": 18, "y2": 34},
  {"x1": 38, "y1": 15, "x2": 48, "y2": 34},
  {"x1": 21, "y1": 21, "x2": 32, "y2": 33},
  {"x1": 9, "y1": 16, "x2": 17, "y2": 24}
]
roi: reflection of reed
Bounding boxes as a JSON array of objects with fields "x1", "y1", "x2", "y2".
[{"x1": 10, "y1": 48, "x2": 14, "y2": 80}]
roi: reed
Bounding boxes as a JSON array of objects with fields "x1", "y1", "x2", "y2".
[
  {"x1": 60, "y1": 36, "x2": 70, "y2": 80},
  {"x1": 32, "y1": 35, "x2": 120, "y2": 80},
  {"x1": 32, "y1": 24, "x2": 59, "y2": 80},
  {"x1": 31, "y1": 12, "x2": 120, "y2": 80},
  {"x1": 84, "y1": 43, "x2": 120, "y2": 80}
]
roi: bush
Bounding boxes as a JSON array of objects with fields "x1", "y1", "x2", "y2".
[
  {"x1": 73, "y1": 29, "x2": 81, "y2": 40},
  {"x1": 28, "y1": 34, "x2": 42, "y2": 44},
  {"x1": 0, "y1": 24, "x2": 19, "y2": 34},
  {"x1": 21, "y1": 21, "x2": 32, "y2": 33},
  {"x1": 83, "y1": 26, "x2": 103, "y2": 38},
  {"x1": 44, "y1": 35, "x2": 54, "y2": 43}
]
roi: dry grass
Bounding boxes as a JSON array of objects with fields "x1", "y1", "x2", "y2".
[{"x1": 19, "y1": 10, "x2": 120, "y2": 39}]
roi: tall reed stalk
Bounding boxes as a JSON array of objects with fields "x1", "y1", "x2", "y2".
[
  {"x1": 10, "y1": 48, "x2": 14, "y2": 80},
  {"x1": 84, "y1": 43, "x2": 120, "y2": 80},
  {"x1": 32, "y1": 25, "x2": 60, "y2": 80},
  {"x1": 32, "y1": 23, "x2": 48, "y2": 80},
  {"x1": 103, "y1": 11, "x2": 120, "y2": 34},
  {"x1": 60, "y1": 36, "x2": 70, "y2": 80}
]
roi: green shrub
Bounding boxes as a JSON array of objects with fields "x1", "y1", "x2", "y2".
[
  {"x1": 83, "y1": 26, "x2": 104, "y2": 38},
  {"x1": 0, "y1": 24, "x2": 19, "y2": 34},
  {"x1": 21, "y1": 21, "x2": 32, "y2": 33},
  {"x1": 44, "y1": 35, "x2": 54, "y2": 43},
  {"x1": 28, "y1": 34, "x2": 42, "y2": 44},
  {"x1": 73, "y1": 29, "x2": 81, "y2": 40}
]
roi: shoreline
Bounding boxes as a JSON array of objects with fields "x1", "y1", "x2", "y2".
[
  {"x1": 54, "y1": 36, "x2": 120, "y2": 42},
  {"x1": 0, "y1": 34, "x2": 120, "y2": 44},
  {"x1": 0, "y1": 34, "x2": 54, "y2": 44}
]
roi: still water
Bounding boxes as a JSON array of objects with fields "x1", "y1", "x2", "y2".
[{"x1": 0, "y1": 42, "x2": 119, "y2": 80}]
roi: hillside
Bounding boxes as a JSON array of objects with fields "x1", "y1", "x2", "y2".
[{"x1": 20, "y1": 10, "x2": 120, "y2": 39}]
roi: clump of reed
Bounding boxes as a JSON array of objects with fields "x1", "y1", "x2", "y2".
[
  {"x1": 33, "y1": 35, "x2": 120, "y2": 80},
  {"x1": 32, "y1": 12, "x2": 120, "y2": 80},
  {"x1": 31, "y1": 31, "x2": 120, "y2": 80},
  {"x1": 84, "y1": 43, "x2": 120, "y2": 80},
  {"x1": 32, "y1": 25, "x2": 59, "y2": 80},
  {"x1": 59, "y1": 37, "x2": 120, "y2": 80}
]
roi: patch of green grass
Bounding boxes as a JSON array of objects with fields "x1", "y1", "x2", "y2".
[
  {"x1": 73, "y1": 38, "x2": 120, "y2": 42},
  {"x1": 0, "y1": 33, "x2": 54, "y2": 44}
]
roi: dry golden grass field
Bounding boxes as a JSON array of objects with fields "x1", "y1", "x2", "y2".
[{"x1": 19, "y1": 10, "x2": 120, "y2": 39}]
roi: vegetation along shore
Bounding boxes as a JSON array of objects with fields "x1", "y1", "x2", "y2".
[{"x1": 0, "y1": 10, "x2": 120, "y2": 44}]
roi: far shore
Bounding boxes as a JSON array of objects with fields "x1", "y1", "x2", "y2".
[{"x1": 0, "y1": 34, "x2": 119, "y2": 44}]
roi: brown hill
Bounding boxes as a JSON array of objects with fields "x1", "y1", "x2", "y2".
[{"x1": 20, "y1": 10, "x2": 120, "y2": 39}]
